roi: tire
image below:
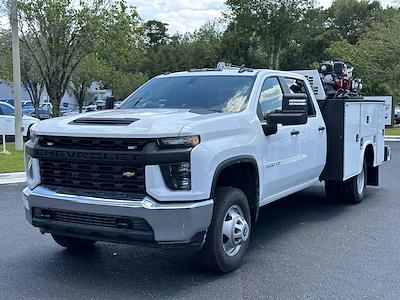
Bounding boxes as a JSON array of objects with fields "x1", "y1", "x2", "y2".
[
  {"x1": 51, "y1": 234, "x2": 96, "y2": 250},
  {"x1": 325, "y1": 161, "x2": 367, "y2": 204},
  {"x1": 199, "y1": 186, "x2": 251, "y2": 273}
]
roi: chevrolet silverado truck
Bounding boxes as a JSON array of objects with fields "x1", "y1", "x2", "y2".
[{"x1": 23, "y1": 64, "x2": 391, "y2": 273}]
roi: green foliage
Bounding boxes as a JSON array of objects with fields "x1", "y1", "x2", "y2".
[
  {"x1": 0, "y1": 30, "x2": 43, "y2": 117},
  {"x1": 0, "y1": 30, "x2": 12, "y2": 82},
  {"x1": 143, "y1": 20, "x2": 169, "y2": 49},
  {"x1": 226, "y1": 0, "x2": 316, "y2": 69},
  {"x1": 326, "y1": 13, "x2": 400, "y2": 100},
  {"x1": 106, "y1": 70, "x2": 148, "y2": 100},
  {"x1": 0, "y1": 0, "x2": 398, "y2": 108},
  {"x1": 328, "y1": 0, "x2": 382, "y2": 44},
  {"x1": 19, "y1": 0, "x2": 110, "y2": 116},
  {"x1": 69, "y1": 54, "x2": 111, "y2": 110}
]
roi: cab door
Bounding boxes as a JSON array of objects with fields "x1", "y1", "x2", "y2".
[
  {"x1": 258, "y1": 77, "x2": 302, "y2": 203},
  {"x1": 283, "y1": 78, "x2": 326, "y2": 185}
]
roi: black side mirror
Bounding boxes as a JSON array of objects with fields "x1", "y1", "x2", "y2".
[
  {"x1": 266, "y1": 93, "x2": 308, "y2": 126},
  {"x1": 262, "y1": 123, "x2": 278, "y2": 136}
]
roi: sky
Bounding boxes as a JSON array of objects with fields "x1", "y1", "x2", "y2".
[
  {"x1": 0, "y1": 0, "x2": 397, "y2": 33},
  {"x1": 130, "y1": 0, "x2": 397, "y2": 33}
]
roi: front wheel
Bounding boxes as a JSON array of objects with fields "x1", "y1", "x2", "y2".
[{"x1": 199, "y1": 186, "x2": 251, "y2": 273}]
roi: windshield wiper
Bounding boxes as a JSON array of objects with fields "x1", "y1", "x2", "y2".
[{"x1": 129, "y1": 97, "x2": 144, "y2": 108}]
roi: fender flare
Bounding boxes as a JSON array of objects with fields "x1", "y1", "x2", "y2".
[
  {"x1": 210, "y1": 155, "x2": 260, "y2": 221},
  {"x1": 361, "y1": 142, "x2": 375, "y2": 167},
  {"x1": 26, "y1": 123, "x2": 35, "y2": 139}
]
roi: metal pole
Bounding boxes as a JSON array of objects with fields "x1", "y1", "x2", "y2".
[
  {"x1": 2, "y1": 134, "x2": 11, "y2": 155},
  {"x1": 10, "y1": 0, "x2": 23, "y2": 151}
]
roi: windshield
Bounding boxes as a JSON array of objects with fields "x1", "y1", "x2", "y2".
[{"x1": 119, "y1": 75, "x2": 255, "y2": 113}]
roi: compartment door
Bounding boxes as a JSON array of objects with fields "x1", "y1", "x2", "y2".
[
  {"x1": 343, "y1": 102, "x2": 361, "y2": 180},
  {"x1": 360, "y1": 103, "x2": 378, "y2": 142},
  {"x1": 376, "y1": 103, "x2": 385, "y2": 164}
]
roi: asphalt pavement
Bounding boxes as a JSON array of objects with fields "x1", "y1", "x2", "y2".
[{"x1": 0, "y1": 142, "x2": 399, "y2": 300}]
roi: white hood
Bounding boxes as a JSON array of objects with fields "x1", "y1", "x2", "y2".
[{"x1": 31, "y1": 109, "x2": 221, "y2": 138}]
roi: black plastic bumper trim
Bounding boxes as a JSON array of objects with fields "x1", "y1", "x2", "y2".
[{"x1": 32, "y1": 219, "x2": 206, "y2": 250}]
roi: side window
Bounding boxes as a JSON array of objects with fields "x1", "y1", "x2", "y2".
[
  {"x1": 284, "y1": 78, "x2": 316, "y2": 116},
  {"x1": 258, "y1": 77, "x2": 283, "y2": 116},
  {"x1": 0, "y1": 103, "x2": 14, "y2": 116},
  {"x1": 0, "y1": 105, "x2": 3, "y2": 115}
]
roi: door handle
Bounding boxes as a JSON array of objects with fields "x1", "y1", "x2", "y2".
[
  {"x1": 318, "y1": 126, "x2": 325, "y2": 131},
  {"x1": 291, "y1": 130, "x2": 300, "y2": 136}
]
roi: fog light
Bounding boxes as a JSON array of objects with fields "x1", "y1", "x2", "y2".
[{"x1": 160, "y1": 162, "x2": 191, "y2": 190}]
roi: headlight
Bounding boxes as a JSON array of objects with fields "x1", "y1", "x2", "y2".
[
  {"x1": 24, "y1": 153, "x2": 40, "y2": 189},
  {"x1": 157, "y1": 136, "x2": 200, "y2": 148},
  {"x1": 160, "y1": 162, "x2": 191, "y2": 190},
  {"x1": 30, "y1": 133, "x2": 37, "y2": 143}
]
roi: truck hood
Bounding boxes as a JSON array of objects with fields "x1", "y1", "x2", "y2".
[{"x1": 31, "y1": 109, "x2": 221, "y2": 138}]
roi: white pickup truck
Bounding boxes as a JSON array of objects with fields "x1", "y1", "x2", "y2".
[{"x1": 23, "y1": 64, "x2": 391, "y2": 273}]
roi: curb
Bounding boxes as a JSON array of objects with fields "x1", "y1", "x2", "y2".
[
  {"x1": 0, "y1": 172, "x2": 26, "y2": 185},
  {"x1": 385, "y1": 136, "x2": 400, "y2": 142}
]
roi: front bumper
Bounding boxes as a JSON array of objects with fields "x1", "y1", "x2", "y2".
[{"x1": 23, "y1": 186, "x2": 213, "y2": 249}]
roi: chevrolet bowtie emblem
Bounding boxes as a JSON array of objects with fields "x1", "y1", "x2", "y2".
[{"x1": 122, "y1": 171, "x2": 136, "y2": 178}]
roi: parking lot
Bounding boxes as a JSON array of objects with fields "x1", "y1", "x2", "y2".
[{"x1": 0, "y1": 142, "x2": 398, "y2": 299}]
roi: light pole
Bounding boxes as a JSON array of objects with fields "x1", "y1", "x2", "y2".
[{"x1": 10, "y1": 0, "x2": 23, "y2": 151}]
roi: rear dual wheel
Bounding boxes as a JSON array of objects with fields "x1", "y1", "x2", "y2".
[{"x1": 325, "y1": 161, "x2": 367, "y2": 204}]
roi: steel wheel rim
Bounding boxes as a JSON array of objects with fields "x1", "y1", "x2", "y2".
[
  {"x1": 222, "y1": 205, "x2": 249, "y2": 257},
  {"x1": 357, "y1": 167, "x2": 365, "y2": 194}
]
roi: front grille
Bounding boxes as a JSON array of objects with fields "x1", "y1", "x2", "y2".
[
  {"x1": 40, "y1": 159, "x2": 145, "y2": 194},
  {"x1": 32, "y1": 208, "x2": 153, "y2": 232},
  {"x1": 37, "y1": 136, "x2": 149, "y2": 195},
  {"x1": 38, "y1": 136, "x2": 151, "y2": 151}
]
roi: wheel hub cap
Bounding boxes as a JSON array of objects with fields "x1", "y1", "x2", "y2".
[{"x1": 222, "y1": 205, "x2": 249, "y2": 256}]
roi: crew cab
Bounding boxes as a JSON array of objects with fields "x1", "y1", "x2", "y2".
[{"x1": 23, "y1": 64, "x2": 390, "y2": 273}]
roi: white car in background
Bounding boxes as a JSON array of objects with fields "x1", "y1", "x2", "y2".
[
  {"x1": 64, "y1": 105, "x2": 98, "y2": 116},
  {"x1": 0, "y1": 101, "x2": 39, "y2": 139}
]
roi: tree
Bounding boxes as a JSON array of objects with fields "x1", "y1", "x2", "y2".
[
  {"x1": 326, "y1": 13, "x2": 400, "y2": 99},
  {"x1": 0, "y1": 30, "x2": 43, "y2": 117},
  {"x1": 94, "y1": 1, "x2": 146, "y2": 98},
  {"x1": 20, "y1": 43, "x2": 44, "y2": 118},
  {"x1": 328, "y1": 0, "x2": 382, "y2": 44},
  {"x1": 355, "y1": 14, "x2": 400, "y2": 99},
  {"x1": 69, "y1": 54, "x2": 111, "y2": 112},
  {"x1": 143, "y1": 20, "x2": 169, "y2": 49},
  {"x1": 106, "y1": 69, "x2": 147, "y2": 100},
  {"x1": 0, "y1": 29, "x2": 12, "y2": 82},
  {"x1": 97, "y1": 1, "x2": 144, "y2": 74},
  {"x1": 19, "y1": 0, "x2": 109, "y2": 116},
  {"x1": 226, "y1": 0, "x2": 315, "y2": 69}
]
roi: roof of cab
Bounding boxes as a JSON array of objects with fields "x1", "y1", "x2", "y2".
[{"x1": 158, "y1": 68, "x2": 305, "y2": 79}]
